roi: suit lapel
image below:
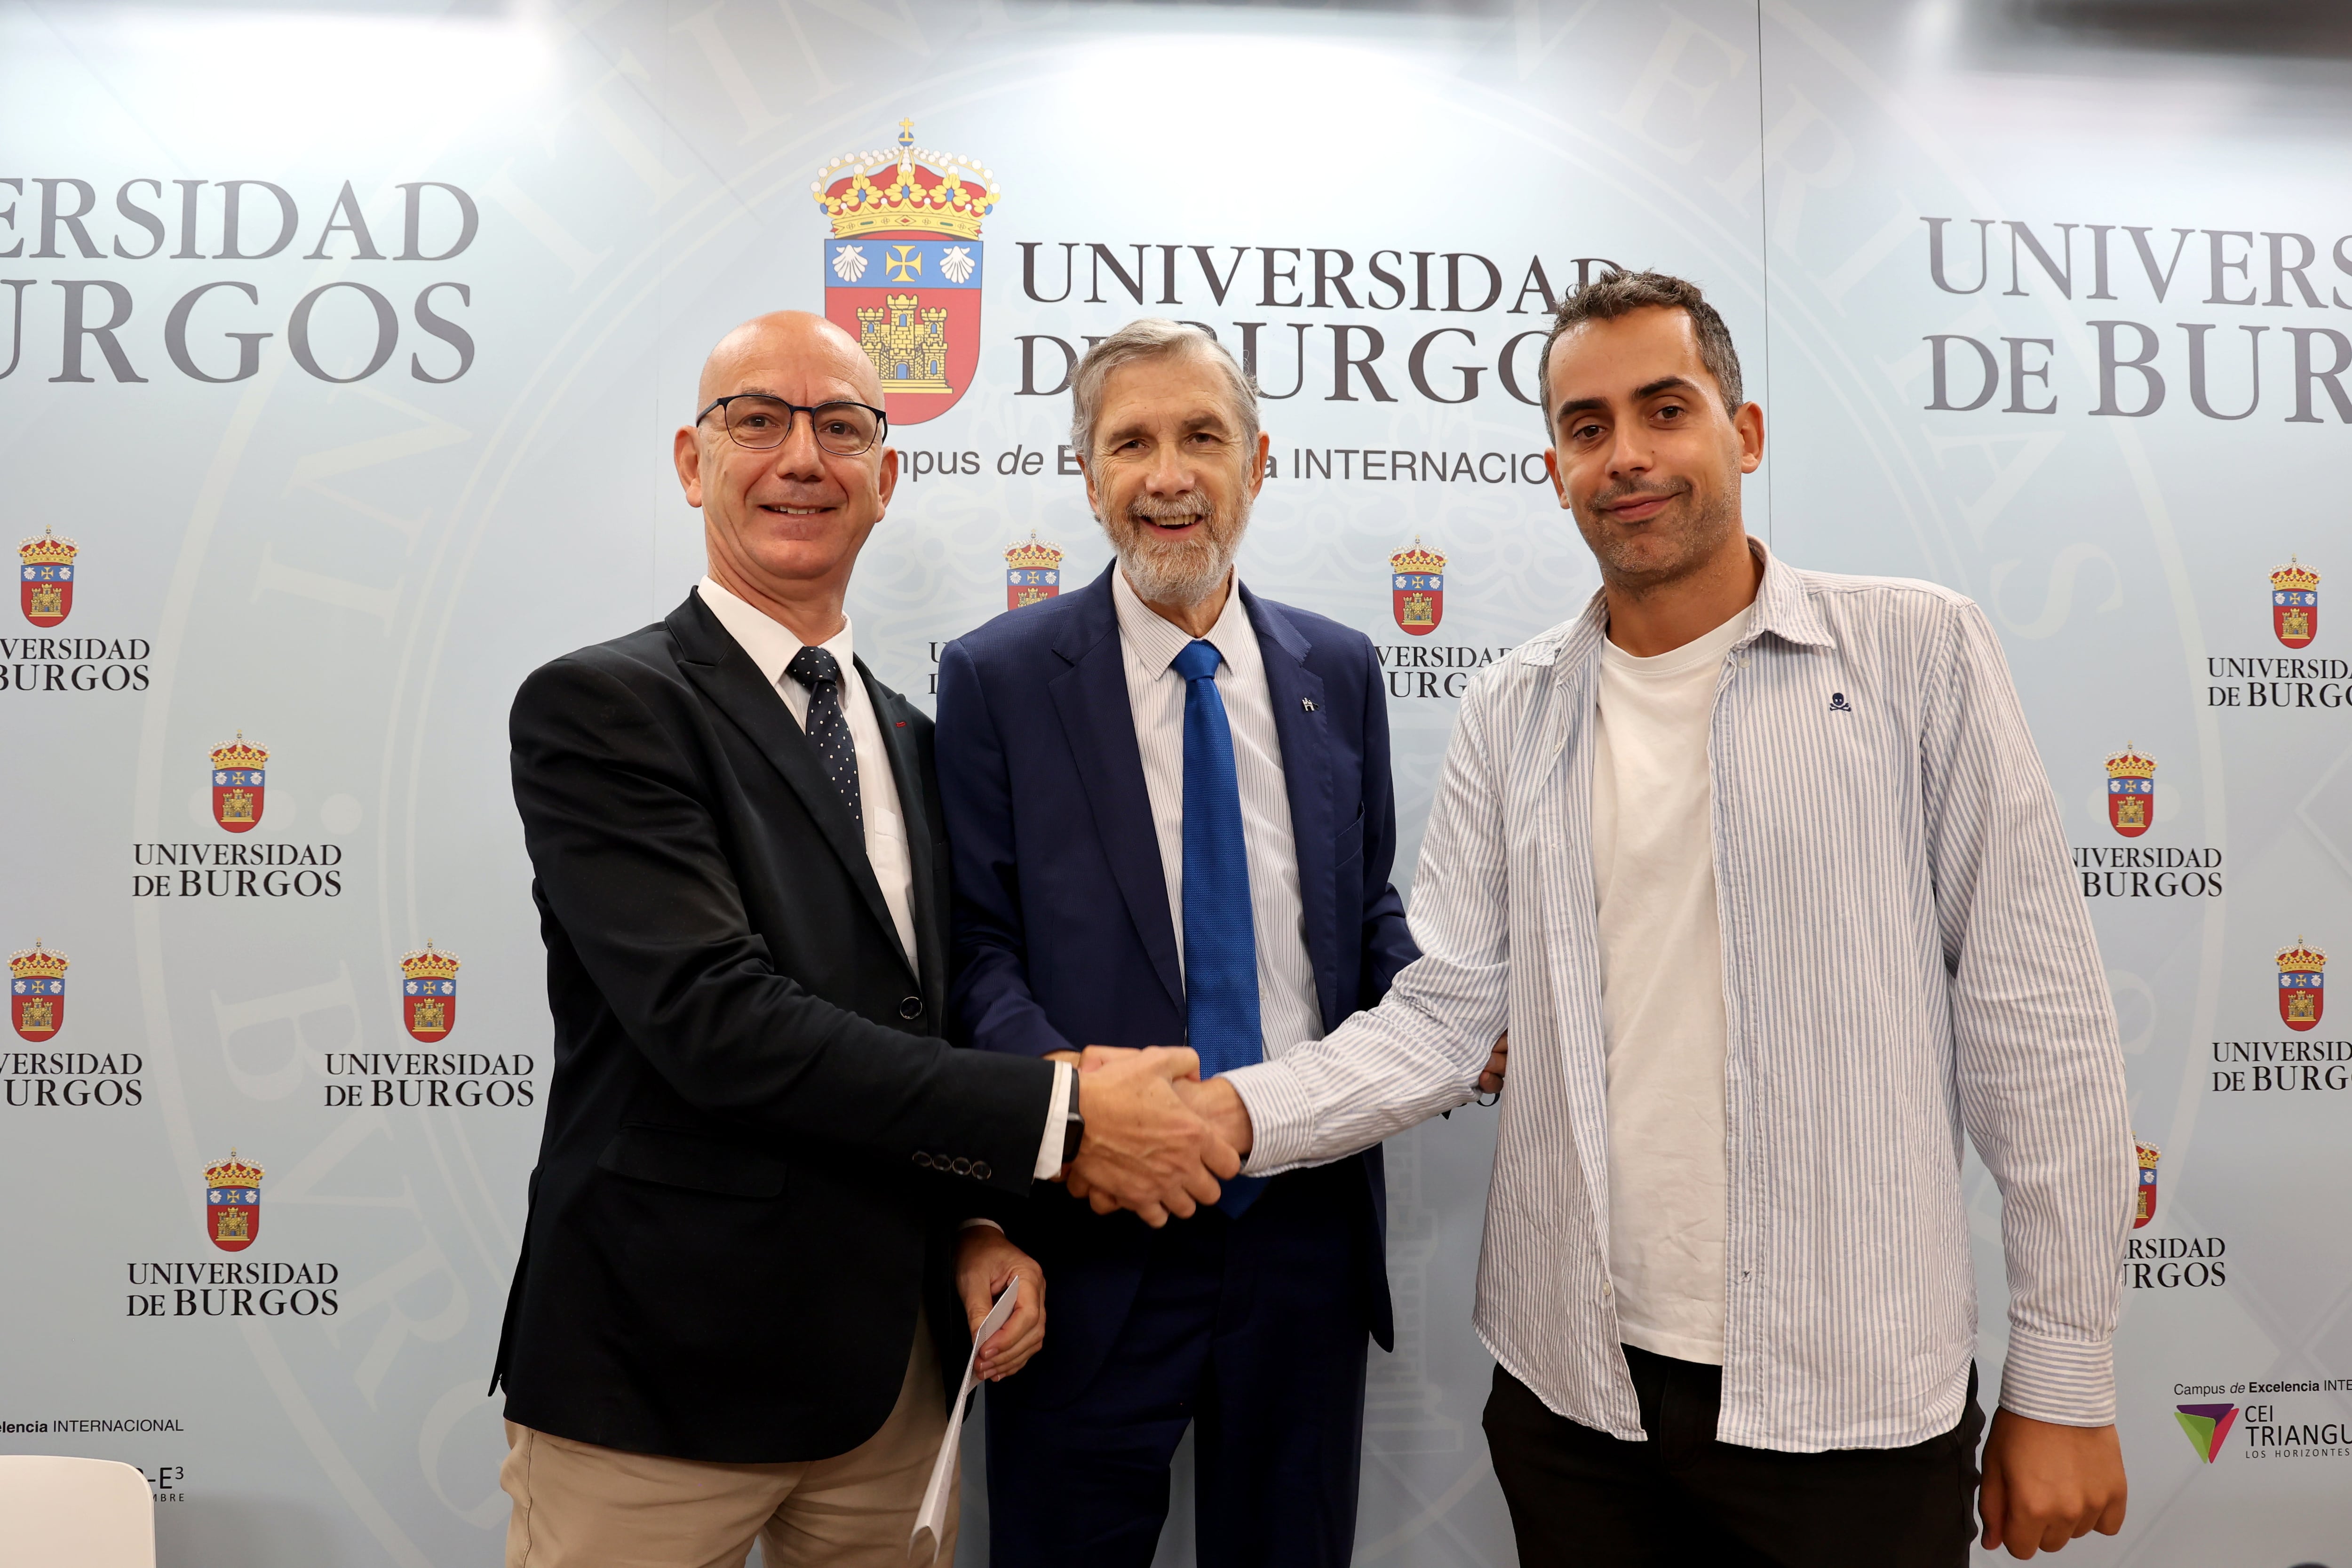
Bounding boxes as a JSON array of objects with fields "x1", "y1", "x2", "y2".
[
  {"x1": 859, "y1": 659, "x2": 940, "y2": 1010},
  {"x1": 1243, "y1": 587, "x2": 1339, "y2": 1029},
  {"x1": 1049, "y1": 569, "x2": 1186, "y2": 1013},
  {"x1": 666, "y1": 594, "x2": 913, "y2": 981}
]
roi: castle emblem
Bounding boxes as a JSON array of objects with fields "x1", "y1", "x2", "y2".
[
  {"x1": 1005, "y1": 533, "x2": 1063, "y2": 611},
  {"x1": 2278, "y1": 939, "x2": 2325, "y2": 1031},
  {"x1": 204, "y1": 1150, "x2": 263, "y2": 1253},
  {"x1": 2105, "y1": 747, "x2": 2155, "y2": 838},
  {"x1": 2272, "y1": 557, "x2": 2318, "y2": 648},
  {"x1": 9, "y1": 942, "x2": 67, "y2": 1042},
  {"x1": 2133, "y1": 1137, "x2": 2160, "y2": 1228},
  {"x1": 20, "y1": 528, "x2": 76, "y2": 627},
  {"x1": 401, "y1": 942, "x2": 460, "y2": 1043},
  {"x1": 1391, "y1": 540, "x2": 1446, "y2": 637},
  {"x1": 814, "y1": 119, "x2": 996, "y2": 425},
  {"x1": 210, "y1": 732, "x2": 267, "y2": 834}
]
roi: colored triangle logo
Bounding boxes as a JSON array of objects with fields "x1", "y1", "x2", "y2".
[{"x1": 2174, "y1": 1403, "x2": 2238, "y2": 1463}]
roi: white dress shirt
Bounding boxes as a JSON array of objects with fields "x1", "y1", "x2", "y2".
[
  {"x1": 697, "y1": 577, "x2": 1071, "y2": 1183},
  {"x1": 1227, "y1": 543, "x2": 2131, "y2": 1452},
  {"x1": 1111, "y1": 569, "x2": 1324, "y2": 1065}
]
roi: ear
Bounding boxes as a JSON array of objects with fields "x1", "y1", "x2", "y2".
[
  {"x1": 1245, "y1": 430, "x2": 1271, "y2": 503},
  {"x1": 1543, "y1": 447, "x2": 1571, "y2": 509},
  {"x1": 874, "y1": 443, "x2": 899, "y2": 511},
  {"x1": 1079, "y1": 451, "x2": 1101, "y2": 517},
  {"x1": 674, "y1": 426, "x2": 705, "y2": 508},
  {"x1": 1732, "y1": 400, "x2": 1764, "y2": 475}
]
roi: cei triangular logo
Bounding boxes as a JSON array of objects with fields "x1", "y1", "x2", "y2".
[{"x1": 2174, "y1": 1403, "x2": 2237, "y2": 1463}]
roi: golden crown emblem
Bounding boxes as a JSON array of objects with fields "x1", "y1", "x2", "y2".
[
  {"x1": 400, "y1": 941, "x2": 461, "y2": 982},
  {"x1": 204, "y1": 1150, "x2": 264, "y2": 1189},
  {"x1": 19, "y1": 527, "x2": 77, "y2": 565},
  {"x1": 2278, "y1": 938, "x2": 2328, "y2": 975},
  {"x1": 2135, "y1": 1138, "x2": 2161, "y2": 1171},
  {"x1": 8, "y1": 942, "x2": 69, "y2": 981},
  {"x1": 1390, "y1": 539, "x2": 1447, "y2": 574},
  {"x1": 1005, "y1": 533, "x2": 1064, "y2": 572},
  {"x1": 2104, "y1": 747, "x2": 2156, "y2": 781},
  {"x1": 812, "y1": 119, "x2": 998, "y2": 241},
  {"x1": 210, "y1": 732, "x2": 269, "y2": 771},
  {"x1": 2271, "y1": 557, "x2": 2320, "y2": 592}
]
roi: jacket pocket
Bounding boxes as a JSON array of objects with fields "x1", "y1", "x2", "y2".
[
  {"x1": 595, "y1": 1124, "x2": 788, "y2": 1198},
  {"x1": 1334, "y1": 806, "x2": 1366, "y2": 868}
]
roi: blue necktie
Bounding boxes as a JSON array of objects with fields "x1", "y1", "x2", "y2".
[{"x1": 1172, "y1": 639, "x2": 1266, "y2": 1216}]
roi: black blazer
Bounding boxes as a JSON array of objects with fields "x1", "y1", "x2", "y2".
[{"x1": 490, "y1": 591, "x2": 1055, "y2": 1464}]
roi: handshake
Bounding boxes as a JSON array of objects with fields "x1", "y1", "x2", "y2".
[
  {"x1": 1044, "y1": 1034, "x2": 1508, "y2": 1226},
  {"x1": 1046, "y1": 1046, "x2": 1255, "y2": 1226}
]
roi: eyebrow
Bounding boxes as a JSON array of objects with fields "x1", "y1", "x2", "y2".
[
  {"x1": 1102, "y1": 408, "x2": 1233, "y2": 443},
  {"x1": 1552, "y1": 374, "x2": 1703, "y2": 424}
]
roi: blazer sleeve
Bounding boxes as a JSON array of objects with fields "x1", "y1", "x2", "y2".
[
  {"x1": 935, "y1": 638, "x2": 1079, "y2": 1059},
  {"x1": 510, "y1": 654, "x2": 1054, "y2": 1194},
  {"x1": 1351, "y1": 635, "x2": 1419, "y2": 1006}
]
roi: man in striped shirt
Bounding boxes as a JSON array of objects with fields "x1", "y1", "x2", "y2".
[{"x1": 1185, "y1": 271, "x2": 2136, "y2": 1564}]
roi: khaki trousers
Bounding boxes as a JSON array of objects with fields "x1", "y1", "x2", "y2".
[{"x1": 501, "y1": 1325, "x2": 954, "y2": 1568}]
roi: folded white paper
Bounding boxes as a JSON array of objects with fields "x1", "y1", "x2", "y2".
[{"x1": 909, "y1": 1277, "x2": 1018, "y2": 1562}]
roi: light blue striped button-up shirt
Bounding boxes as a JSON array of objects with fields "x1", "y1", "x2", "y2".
[{"x1": 1226, "y1": 542, "x2": 2136, "y2": 1453}]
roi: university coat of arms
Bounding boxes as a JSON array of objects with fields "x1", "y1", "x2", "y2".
[
  {"x1": 205, "y1": 1150, "x2": 263, "y2": 1252},
  {"x1": 2278, "y1": 939, "x2": 2325, "y2": 1032},
  {"x1": 1005, "y1": 533, "x2": 1063, "y2": 611},
  {"x1": 2105, "y1": 748, "x2": 2155, "y2": 838},
  {"x1": 814, "y1": 119, "x2": 996, "y2": 426},
  {"x1": 2272, "y1": 557, "x2": 2319, "y2": 649},
  {"x1": 1391, "y1": 540, "x2": 1445, "y2": 636},
  {"x1": 19, "y1": 528, "x2": 75, "y2": 627},
  {"x1": 9, "y1": 942, "x2": 67, "y2": 1042},
  {"x1": 210, "y1": 732, "x2": 267, "y2": 834},
  {"x1": 401, "y1": 942, "x2": 460, "y2": 1043},
  {"x1": 2133, "y1": 1138, "x2": 2160, "y2": 1228}
]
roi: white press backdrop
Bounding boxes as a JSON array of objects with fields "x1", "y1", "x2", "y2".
[{"x1": 1, "y1": 2, "x2": 2346, "y2": 1564}]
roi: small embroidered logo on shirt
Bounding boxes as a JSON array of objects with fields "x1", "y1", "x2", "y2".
[{"x1": 1828, "y1": 692, "x2": 1853, "y2": 712}]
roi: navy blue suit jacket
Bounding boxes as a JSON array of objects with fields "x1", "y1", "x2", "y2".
[{"x1": 936, "y1": 563, "x2": 1417, "y2": 1403}]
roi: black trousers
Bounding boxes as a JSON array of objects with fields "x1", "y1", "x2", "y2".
[{"x1": 1483, "y1": 1346, "x2": 1984, "y2": 1568}]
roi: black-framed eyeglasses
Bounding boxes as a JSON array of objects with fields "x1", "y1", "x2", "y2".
[{"x1": 695, "y1": 395, "x2": 889, "y2": 455}]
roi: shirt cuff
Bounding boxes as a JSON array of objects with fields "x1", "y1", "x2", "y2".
[
  {"x1": 1222, "y1": 1059, "x2": 1316, "y2": 1175},
  {"x1": 1030, "y1": 1060, "x2": 1074, "y2": 1182},
  {"x1": 958, "y1": 1218, "x2": 1003, "y2": 1234},
  {"x1": 1997, "y1": 1327, "x2": 2117, "y2": 1427}
]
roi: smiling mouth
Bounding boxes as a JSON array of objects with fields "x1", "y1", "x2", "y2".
[{"x1": 760, "y1": 503, "x2": 832, "y2": 516}]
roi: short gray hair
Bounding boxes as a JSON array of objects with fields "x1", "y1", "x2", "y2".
[
  {"x1": 1537, "y1": 270, "x2": 1745, "y2": 435},
  {"x1": 1070, "y1": 319, "x2": 1260, "y2": 463}
]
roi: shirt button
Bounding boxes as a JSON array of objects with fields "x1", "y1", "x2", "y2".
[
  {"x1": 898, "y1": 996, "x2": 923, "y2": 1020},
  {"x1": 1600, "y1": 1280, "x2": 1613, "y2": 1299}
]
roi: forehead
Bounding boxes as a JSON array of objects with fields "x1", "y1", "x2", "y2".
[
  {"x1": 1096, "y1": 350, "x2": 1237, "y2": 425},
  {"x1": 1544, "y1": 306, "x2": 1707, "y2": 402},
  {"x1": 707, "y1": 327, "x2": 875, "y2": 404}
]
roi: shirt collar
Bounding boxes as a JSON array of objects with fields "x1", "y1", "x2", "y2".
[
  {"x1": 696, "y1": 575, "x2": 857, "y2": 690},
  {"x1": 1111, "y1": 566, "x2": 1255, "y2": 677},
  {"x1": 1527, "y1": 536, "x2": 1831, "y2": 672}
]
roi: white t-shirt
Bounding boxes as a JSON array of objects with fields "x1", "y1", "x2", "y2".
[{"x1": 1591, "y1": 605, "x2": 1752, "y2": 1366}]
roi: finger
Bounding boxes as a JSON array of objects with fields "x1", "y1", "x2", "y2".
[
  {"x1": 1477, "y1": 1071, "x2": 1501, "y2": 1094},
  {"x1": 1088, "y1": 1189, "x2": 1118, "y2": 1216},
  {"x1": 1065, "y1": 1170, "x2": 1092, "y2": 1200},
  {"x1": 1133, "y1": 1199, "x2": 1169, "y2": 1228},
  {"x1": 2093, "y1": 1492, "x2": 2127, "y2": 1537},
  {"x1": 2041, "y1": 1516, "x2": 2072, "y2": 1553},
  {"x1": 1079, "y1": 1044, "x2": 1134, "y2": 1070},
  {"x1": 1150, "y1": 1046, "x2": 1201, "y2": 1081},
  {"x1": 1979, "y1": 1465, "x2": 2005, "y2": 1551}
]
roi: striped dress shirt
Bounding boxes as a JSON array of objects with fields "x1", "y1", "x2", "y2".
[
  {"x1": 1111, "y1": 569, "x2": 1324, "y2": 1063},
  {"x1": 1225, "y1": 541, "x2": 2136, "y2": 1453}
]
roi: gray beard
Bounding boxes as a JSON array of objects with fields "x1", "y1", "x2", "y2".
[{"x1": 1105, "y1": 498, "x2": 1251, "y2": 607}]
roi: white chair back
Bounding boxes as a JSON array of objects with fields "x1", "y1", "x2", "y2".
[{"x1": 0, "y1": 1457, "x2": 155, "y2": 1568}]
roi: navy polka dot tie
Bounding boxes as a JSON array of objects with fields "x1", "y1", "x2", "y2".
[{"x1": 786, "y1": 645, "x2": 862, "y2": 834}]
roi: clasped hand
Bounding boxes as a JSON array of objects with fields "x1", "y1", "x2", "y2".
[{"x1": 1043, "y1": 1045, "x2": 1240, "y2": 1226}]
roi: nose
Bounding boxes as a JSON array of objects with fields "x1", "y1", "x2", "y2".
[
  {"x1": 768, "y1": 409, "x2": 828, "y2": 480},
  {"x1": 1605, "y1": 420, "x2": 1653, "y2": 482},
  {"x1": 1142, "y1": 438, "x2": 1191, "y2": 495}
]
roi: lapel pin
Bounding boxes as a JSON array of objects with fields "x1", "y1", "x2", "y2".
[{"x1": 1301, "y1": 698, "x2": 1318, "y2": 712}]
